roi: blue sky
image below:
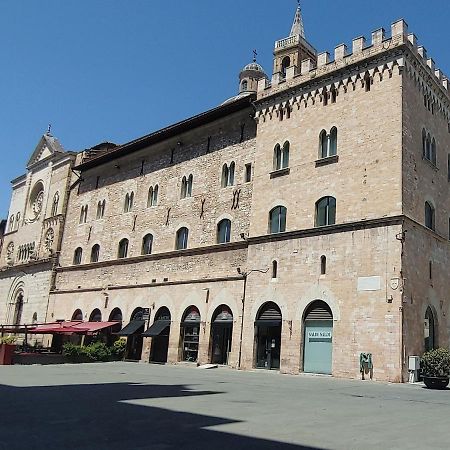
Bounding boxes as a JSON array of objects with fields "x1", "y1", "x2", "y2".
[{"x1": 0, "y1": 0, "x2": 449, "y2": 218}]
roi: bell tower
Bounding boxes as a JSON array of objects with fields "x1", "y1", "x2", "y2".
[{"x1": 273, "y1": 3, "x2": 317, "y2": 79}]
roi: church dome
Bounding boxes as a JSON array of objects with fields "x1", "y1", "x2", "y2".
[
  {"x1": 238, "y1": 59, "x2": 268, "y2": 94},
  {"x1": 242, "y1": 62, "x2": 266, "y2": 74}
]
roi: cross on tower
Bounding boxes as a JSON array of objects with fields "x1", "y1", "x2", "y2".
[{"x1": 253, "y1": 49, "x2": 257, "y2": 62}]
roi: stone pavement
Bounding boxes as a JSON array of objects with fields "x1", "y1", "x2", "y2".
[{"x1": 0, "y1": 362, "x2": 448, "y2": 450}]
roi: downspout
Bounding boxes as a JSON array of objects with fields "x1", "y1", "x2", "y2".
[{"x1": 237, "y1": 273, "x2": 247, "y2": 369}]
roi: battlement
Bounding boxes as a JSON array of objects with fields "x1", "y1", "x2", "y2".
[{"x1": 259, "y1": 19, "x2": 449, "y2": 100}]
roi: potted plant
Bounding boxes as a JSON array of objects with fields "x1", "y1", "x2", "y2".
[
  {"x1": 421, "y1": 348, "x2": 450, "y2": 389},
  {"x1": 0, "y1": 336, "x2": 17, "y2": 365}
]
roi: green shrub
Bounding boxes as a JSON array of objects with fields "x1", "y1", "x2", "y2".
[
  {"x1": 422, "y1": 348, "x2": 450, "y2": 377},
  {"x1": 0, "y1": 336, "x2": 16, "y2": 345},
  {"x1": 84, "y1": 342, "x2": 112, "y2": 362},
  {"x1": 62, "y1": 342, "x2": 86, "y2": 359},
  {"x1": 113, "y1": 338, "x2": 127, "y2": 358}
]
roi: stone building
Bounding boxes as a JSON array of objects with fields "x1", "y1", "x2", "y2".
[
  {"x1": 0, "y1": 134, "x2": 76, "y2": 332},
  {"x1": 2, "y1": 7, "x2": 450, "y2": 382}
]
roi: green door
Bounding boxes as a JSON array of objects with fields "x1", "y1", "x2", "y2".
[{"x1": 304, "y1": 320, "x2": 333, "y2": 375}]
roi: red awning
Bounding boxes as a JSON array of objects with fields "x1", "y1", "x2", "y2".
[
  {"x1": 27, "y1": 321, "x2": 119, "y2": 335},
  {"x1": 28, "y1": 322, "x2": 85, "y2": 334},
  {"x1": 71, "y1": 322, "x2": 120, "y2": 334}
]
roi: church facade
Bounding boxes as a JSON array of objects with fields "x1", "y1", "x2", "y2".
[{"x1": 2, "y1": 7, "x2": 450, "y2": 382}]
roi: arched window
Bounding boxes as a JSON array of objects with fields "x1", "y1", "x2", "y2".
[
  {"x1": 142, "y1": 234, "x2": 153, "y2": 255},
  {"x1": 124, "y1": 192, "x2": 134, "y2": 213},
  {"x1": 228, "y1": 162, "x2": 235, "y2": 186},
  {"x1": 72, "y1": 309, "x2": 83, "y2": 321},
  {"x1": 426, "y1": 133, "x2": 432, "y2": 161},
  {"x1": 319, "y1": 130, "x2": 328, "y2": 159},
  {"x1": 319, "y1": 128, "x2": 338, "y2": 158},
  {"x1": 9, "y1": 215, "x2": 14, "y2": 232},
  {"x1": 96, "y1": 200, "x2": 106, "y2": 219},
  {"x1": 316, "y1": 197, "x2": 336, "y2": 227},
  {"x1": 321, "y1": 255, "x2": 327, "y2": 275},
  {"x1": 187, "y1": 175, "x2": 193, "y2": 197},
  {"x1": 89, "y1": 309, "x2": 102, "y2": 322},
  {"x1": 15, "y1": 213, "x2": 20, "y2": 230},
  {"x1": 425, "y1": 201, "x2": 435, "y2": 231},
  {"x1": 273, "y1": 142, "x2": 289, "y2": 171},
  {"x1": 329, "y1": 128, "x2": 337, "y2": 156},
  {"x1": 181, "y1": 176, "x2": 187, "y2": 199},
  {"x1": 90, "y1": 244, "x2": 100, "y2": 263},
  {"x1": 422, "y1": 129, "x2": 427, "y2": 157},
  {"x1": 176, "y1": 227, "x2": 189, "y2": 250},
  {"x1": 281, "y1": 56, "x2": 290, "y2": 77},
  {"x1": 241, "y1": 80, "x2": 248, "y2": 92},
  {"x1": 221, "y1": 164, "x2": 229, "y2": 188},
  {"x1": 51, "y1": 192, "x2": 59, "y2": 216},
  {"x1": 13, "y1": 292, "x2": 24, "y2": 326},
  {"x1": 73, "y1": 247, "x2": 83, "y2": 265},
  {"x1": 217, "y1": 219, "x2": 231, "y2": 244},
  {"x1": 109, "y1": 308, "x2": 123, "y2": 322},
  {"x1": 32, "y1": 312, "x2": 38, "y2": 324},
  {"x1": 118, "y1": 238, "x2": 129, "y2": 259},
  {"x1": 431, "y1": 138, "x2": 437, "y2": 165},
  {"x1": 269, "y1": 206, "x2": 287, "y2": 234},
  {"x1": 221, "y1": 163, "x2": 235, "y2": 188},
  {"x1": 274, "y1": 144, "x2": 282, "y2": 170},
  {"x1": 272, "y1": 260, "x2": 278, "y2": 279},
  {"x1": 79, "y1": 205, "x2": 88, "y2": 224},
  {"x1": 425, "y1": 306, "x2": 436, "y2": 352},
  {"x1": 148, "y1": 185, "x2": 158, "y2": 207}
]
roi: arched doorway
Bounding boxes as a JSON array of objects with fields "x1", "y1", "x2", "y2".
[
  {"x1": 72, "y1": 309, "x2": 83, "y2": 321},
  {"x1": 107, "y1": 308, "x2": 123, "y2": 345},
  {"x1": 180, "y1": 306, "x2": 200, "y2": 362},
  {"x1": 147, "y1": 307, "x2": 171, "y2": 363},
  {"x1": 89, "y1": 309, "x2": 102, "y2": 322},
  {"x1": 117, "y1": 308, "x2": 146, "y2": 361},
  {"x1": 254, "y1": 302, "x2": 282, "y2": 370},
  {"x1": 210, "y1": 305, "x2": 233, "y2": 365},
  {"x1": 425, "y1": 306, "x2": 436, "y2": 352},
  {"x1": 303, "y1": 300, "x2": 333, "y2": 375}
]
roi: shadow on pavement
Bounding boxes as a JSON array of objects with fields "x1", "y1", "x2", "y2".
[{"x1": 0, "y1": 382, "x2": 325, "y2": 450}]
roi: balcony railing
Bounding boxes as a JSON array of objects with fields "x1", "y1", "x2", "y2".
[{"x1": 275, "y1": 35, "x2": 300, "y2": 49}]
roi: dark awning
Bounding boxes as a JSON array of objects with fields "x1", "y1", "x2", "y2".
[
  {"x1": 116, "y1": 320, "x2": 145, "y2": 336},
  {"x1": 254, "y1": 320, "x2": 282, "y2": 327},
  {"x1": 142, "y1": 320, "x2": 170, "y2": 337}
]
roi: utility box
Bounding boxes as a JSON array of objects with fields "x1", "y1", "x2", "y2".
[
  {"x1": 408, "y1": 356, "x2": 421, "y2": 383},
  {"x1": 408, "y1": 356, "x2": 420, "y2": 371}
]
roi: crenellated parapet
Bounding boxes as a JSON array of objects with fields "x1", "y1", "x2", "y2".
[{"x1": 256, "y1": 19, "x2": 450, "y2": 125}]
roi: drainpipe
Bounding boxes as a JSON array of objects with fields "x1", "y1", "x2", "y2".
[{"x1": 237, "y1": 273, "x2": 247, "y2": 369}]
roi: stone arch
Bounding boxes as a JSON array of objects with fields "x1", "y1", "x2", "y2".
[
  {"x1": 296, "y1": 285, "x2": 341, "y2": 322},
  {"x1": 206, "y1": 288, "x2": 239, "y2": 323}
]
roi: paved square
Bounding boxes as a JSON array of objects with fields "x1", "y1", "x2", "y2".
[{"x1": 0, "y1": 363, "x2": 449, "y2": 449}]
